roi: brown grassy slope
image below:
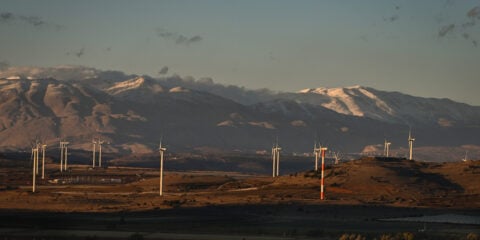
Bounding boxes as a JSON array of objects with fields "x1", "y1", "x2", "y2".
[{"x1": 0, "y1": 158, "x2": 479, "y2": 212}]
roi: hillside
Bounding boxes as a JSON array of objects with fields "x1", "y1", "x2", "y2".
[
  {"x1": 1, "y1": 67, "x2": 480, "y2": 161},
  {"x1": 1, "y1": 157, "x2": 479, "y2": 212}
]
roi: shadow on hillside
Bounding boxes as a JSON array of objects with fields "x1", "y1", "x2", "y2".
[{"x1": 378, "y1": 158, "x2": 464, "y2": 193}]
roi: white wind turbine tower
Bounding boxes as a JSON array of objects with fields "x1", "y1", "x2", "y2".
[
  {"x1": 59, "y1": 141, "x2": 63, "y2": 172},
  {"x1": 408, "y1": 130, "x2": 415, "y2": 160},
  {"x1": 34, "y1": 141, "x2": 40, "y2": 176},
  {"x1": 271, "y1": 144, "x2": 276, "y2": 177},
  {"x1": 98, "y1": 139, "x2": 104, "y2": 168},
  {"x1": 59, "y1": 140, "x2": 69, "y2": 172},
  {"x1": 333, "y1": 151, "x2": 341, "y2": 165},
  {"x1": 159, "y1": 140, "x2": 167, "y2": 196},
  {"x1": 31, "y1": 142, "x2": 39, "y2": 192},
  {"x1": 92, "y1": 138, "x2": 97, "y2": 168},
  {"x1": 276, "y1": 144, "x2": 281, "y2": 177},
  {"x1": 462, "y1": 151, "x2": 468, "y2": 162},
  {"x1": 271, "y1": 139, "x2": 281, "y2": 177},
  {"x1": 314, "y1": 142, "x2": 321, "y2": 171},
  {"x1": 41, "y1": 144, "x2": 47, "y2": 179},
  {"x1": 63, "y1": 142, "x2": 69, "y2": 171},
  {"x1": 384, "y1": 139, "x2": 391, "y2": 157}
]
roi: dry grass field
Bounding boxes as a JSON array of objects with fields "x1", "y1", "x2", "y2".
[{"x1": 0, "y1": 157, "x2": 479, "y2": 239}]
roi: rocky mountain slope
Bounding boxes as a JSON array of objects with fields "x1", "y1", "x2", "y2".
[{"x1": 0, "y1": 66, "x2": 479, "y2": 161}]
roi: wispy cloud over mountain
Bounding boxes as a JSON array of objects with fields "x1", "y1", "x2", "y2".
[
  {"x1": 155, "y1": 27, "x2": 202, "y2": 45},
  {"x1": 158, "y1": 66, "x2": 169, "y2": 75},
  {"x1": 0, "y1": 65, "x2": 134, "y2": 81}
]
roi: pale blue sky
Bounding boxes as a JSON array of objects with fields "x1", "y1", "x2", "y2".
[{"x1": 1, "y1": 0, "x2": 479, "y2": 105}]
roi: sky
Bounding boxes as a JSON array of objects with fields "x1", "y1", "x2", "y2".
[{"x1": 1, "y1": 0, "x2": 480, "y2": 105}]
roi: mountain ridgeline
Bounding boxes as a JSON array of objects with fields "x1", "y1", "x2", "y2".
[{"x1": 1, "y1": 73, "x2": 479, "y2": 161}]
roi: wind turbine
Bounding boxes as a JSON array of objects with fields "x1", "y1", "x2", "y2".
[
  {"x1": 276, "y1": 144, "x2": 281, "y2": 177},
  {"x1": 333, "y1": 151, "x2": 341, "y2": 165},
  {"x1": 384, "y1": 139, "x2": 391, "y2": 157},
  {"x1": 271, "y1": 143, "x2": 276, "y2": 178},
  {"x1": 98, "y1": 139, "x2": 104, "y2": 168},
  {"x1": 35, "y1": 141, "x2": 40, "y2": 175},
  {"x1": 41, "y1": 144, "x2": 47, "y2": 179},
  {"x1": 320, "y1": 146, "x2": 328, "y2": 200},
  {"x1": 32, "y1": 147, "x2": 37, "y2": 192},
  {"x1": 408, "y1": 130, "x2": 415, "y2": 160},
  {"x1": 92, "y1": 138, "x2": 97, "y2": 168},
  {"x1": 271, "y1": 138, "x2": 281, "y2": 177},
  {"x1": 462, "y1": 151, "x2": 468, "y2": 162},
  {"x1": 314, "y1": 142, "x2": 321, "y2": 171},
  {"x1": 59, "y1": 141, "x2": 63, "y2": 172},
  {"x1": 31, "y1": 141, "x2": 40, "y2": 192},
  {"x1": 277, "y1": 137, "x2": 280, "y2": 177},
  {"x1": 63, "y1": 142, "x2": 69, "y2": 171},
  {"x1": 159, "y1": 140, "x2": 167, "y2": 196},
  {"x1": 60, "y1": 140, "x2": 69, "y2": 172}
]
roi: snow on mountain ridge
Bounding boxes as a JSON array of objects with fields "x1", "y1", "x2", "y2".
[
  {"x1": 298, "y1": 86, "x2": 375, "y2": 117},
  {"x1": 294, "y1": 85, "x2": 480, "y2": 126},
  {"x1": 106, "y1": 77, "x2": 164, "y2": 96}
]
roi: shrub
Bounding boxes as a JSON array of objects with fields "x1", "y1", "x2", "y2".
[
  {"x1": 128, "y1": 232, "x2": 144, "y2": 240},
  {"x1": 467, "y1": 233, "x2": 479, "y2": 240},
  {"x1": 339, "y1": 233, "x2": 366, "y2": 240}
]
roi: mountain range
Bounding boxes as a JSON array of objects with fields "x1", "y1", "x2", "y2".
[{"x1": 0, "y1": 65, "x2": 479, "y2": 162}]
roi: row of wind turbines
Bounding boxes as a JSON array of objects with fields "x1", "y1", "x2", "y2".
[
  {"x1": 30, "y1": 131, "x2": 417, "y2": 200},
  {"x1": 271, "y1": 131, "x2": 416, "y2": 200},
  {"x1": 383, "y1": 131, "x2": 415, "y2": 160},
  {"x1": 30, "y1": 138, "x2": 106, "y2": 193}
]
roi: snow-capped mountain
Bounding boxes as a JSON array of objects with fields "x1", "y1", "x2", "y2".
[
  {"x1": 1, "y1": 66, "x2": 480, "y2": 161},
  {"x1": 275, "y1": 86, "x2": 480, "y2": 127}
]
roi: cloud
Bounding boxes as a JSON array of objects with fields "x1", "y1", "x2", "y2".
[
  {"x1": 438, "y1": 24, "x2": 455, "y2": 37},
  {"x1": 0, "y1": 65, "x2": 136, "y2": 81},
  {"x1": 155, "y1": 28, "x2": 202, "y2": 46},
  {"x1": 158, "y1": 66, "x2": 169, "y2": 75},
  {"x1": 462, "y1": 21, "x2": 475, "y2": 29},
  {"x1": 0, "y1": 11, "x2": 64, "y2": 30},
  {"x1": 75, "y1": 47, "x2": 85, "y2": 58},
  {"x1": 66, "y1": 47, "x2": 85, "y2": 58},
  {"x1": 0, "y1": 12, "x2": 14, "y2": 22},
  {"x1": 467, "y1": 6, "x2": 480, "y2": 19},
  {"x1": 383, "y1": 15, "x2": 399, "y2": 22}
]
